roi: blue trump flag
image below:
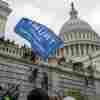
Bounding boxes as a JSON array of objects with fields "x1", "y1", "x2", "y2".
[{"x1": 14, "y1": 18, "x2": 64, "y2": 59}]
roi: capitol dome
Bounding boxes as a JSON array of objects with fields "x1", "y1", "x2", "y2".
[
  {"x1": 60, "y1": 18, "x2": 93, "y2": 34},
  {"x1": 60, "y1": 2, "x2": 100, "y2": 58}
]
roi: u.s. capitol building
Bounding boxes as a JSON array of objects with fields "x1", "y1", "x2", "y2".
[{"x1": 0, "y1": 0, "x2": 100, "y2": 100}]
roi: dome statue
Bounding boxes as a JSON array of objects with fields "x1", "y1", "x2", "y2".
[
  {"x1": 60, "y1": 2, "x2": 93, "y2": 34},
  {"x1": 59, "y1": 2, "x2": 100, "y2": 58}
]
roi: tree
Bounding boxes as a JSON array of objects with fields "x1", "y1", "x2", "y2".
[
  {"x1": 2, "y1": 90, "x2": 12, "y2": 100},
  {"x1": 2, "y1": 84, "x2": 20, "y2": 100},
  {"x1": 3, "y1": 95, "x2": 12, "y2": 100}
]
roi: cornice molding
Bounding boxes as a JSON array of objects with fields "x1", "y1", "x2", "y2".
[{"x1": 64, "y1": 40, "x2": 100, "y2": 46}]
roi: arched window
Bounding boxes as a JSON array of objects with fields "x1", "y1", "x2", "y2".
[
  {"x1": 70, "y1": 33, "x2": 73, "y2": 40},
  {"x1": 81, "y1": 45, "x2": 84, "y2": 56},
  {"x1": 79, "y1": 32, "x2": 81, "y2": 39},
  {"x1": 76, "y1": 44, "x2": 79, "y2": 56},
  {"x1": 13, "y1": 50, "x2": 15, "y2": 54},
  {"x1": 87, "y1": 44, "x2": 89, "y2": 54},
  {"x1": 9, "y1": 49, "x2": 11, "y2": 53},
  {"x1": 71, "y1": 45, "x2": 74, "y2": 56},
  {"x1": 6, "y1": 48, "x2": 8, "y2": 52}
]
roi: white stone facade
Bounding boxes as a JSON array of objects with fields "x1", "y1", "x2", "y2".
[{"x1": 0, "y1": 0, "x2": 11, "y2": 37}]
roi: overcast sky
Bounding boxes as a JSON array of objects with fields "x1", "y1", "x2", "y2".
[{"x1": 3, "y1": 0, "x2": 100, "y2": 46}]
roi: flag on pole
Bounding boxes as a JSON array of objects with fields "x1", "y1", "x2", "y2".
[{"x1": 14, "y1": 18, "x2": 64, "y2": 59}]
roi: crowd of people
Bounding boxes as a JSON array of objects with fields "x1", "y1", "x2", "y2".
[
  {"x1": 0, "y1": 67, "x2": 63, "y2": 100},
  {"x1": 27, "y1": 68, "x2": 65, "y2": 100},
  {"x1": 27, "y1": 88, "x2": 63, "y2": 100}
]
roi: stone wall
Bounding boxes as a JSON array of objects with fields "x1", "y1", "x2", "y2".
[
  {"x1": 0, "y1": 55, "x2": 44, "y2": 100},
  {"x1": 48, "y1": 64, "x2": 96, "y2": 100}
]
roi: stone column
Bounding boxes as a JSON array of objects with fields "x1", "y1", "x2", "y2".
[
  {"x1": 64, "y1": 47, "x2": 67, "y2": 56},
  {"x1": 68, "y1": 46, "x2": 71, "y2": 57},
  {"x1": 66, "y1": 47, "x2": 69, "y2": 56},
  {"x1": 88, "y1": 44, "x2": 92, "y2": 54}
]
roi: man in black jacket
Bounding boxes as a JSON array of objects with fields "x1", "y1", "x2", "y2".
[{"x1": 27, "y1": 88, "x2": 48, "y2": 100}]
